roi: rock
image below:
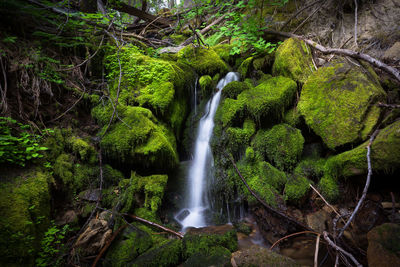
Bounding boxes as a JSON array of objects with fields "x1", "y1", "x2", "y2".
[
  {"x1": 55, "y1": 210, "x2": 78, "y2": 225},
  {"x1": 383, "y1": 42, "x2": 400, "y2": 62},
  {"x1": 367, "y1": 223, "x2": 400, "y2": 267},
  {"x1": 272, "y1": 38, "x2": 313, "y2": 84},
  {"x1": 199, "y1": 75, "x2": 213, "y2": 98},
  {"x1": 79, "y1": 188, "x2": 101, "y2": 202},
  {"x1": 222, "y1": 81, "x2": 250, "y2": 99},
  {"x1": 232, "y1": 245, "x2": 300, "y2": 267},
  {"x1": 298, "y1": 59, "x2": 386, "y2": 149},
  {"x1": 132, "y1": 239, "x2": 183, "y2": 267},
  {"x1": 74, "y1": 218, "x2": 112, "y2": 256},
  {"x1": 183, "y1": 245, "x2": 232, "y2": 267},
  {"x1": 238, "y1": 57, "x2": 254, "y2": 78},
  {"x1": 306, "y1": 209, "x2": 331, "y2": 233},
  {"x1": 158, "y1": 46, "x2": 184, "y2": 54}
]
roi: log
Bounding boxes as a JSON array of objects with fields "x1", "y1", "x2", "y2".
[
  {"x1": 263, "y1": 30, "x2": 400, "y2": 83},
  {"x1": 111, "y1": 3, "x2": 172, "y2": 27}
]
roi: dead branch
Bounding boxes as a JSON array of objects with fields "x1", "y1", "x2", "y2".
[
  {"x1": 269, "y1": 230, "x2": 320, "y2": 250},
  {"x1": 314, "y1": 234, "x2": 321, "y2": 267},
  {"x1": 310, "y1": 184, "x2": 340, "y2": 218},
  {"x1": 377, "y1": 102, "x2": 400, "y2": 109},
  {"x1": 230, "y1": 155, "x2": 314, "y2": 232},
  {"x1": 263, "y1": 30, "x2": 400, "y2": 82},
  {"x1": 124, "y1": 213, "x2": 184, "y2": 239},
  {"x1": 354, "y1": 0, "x2": 358, "y2": 47},
  {"x1": 280, "y1": 0, "x2": 323, "y2": 31},
  {"x1": 323, "y1": 231, "x2": 363, "y2": 267},
  {"x1": 338, "y1": 129, "x2": 379, "y2": 238},
  {"x1": 180, "y1": 15, "x2": 226, "y2": 46}
]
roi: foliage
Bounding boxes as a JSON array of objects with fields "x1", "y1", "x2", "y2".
[
  {"x1": 0, "y1": 117, "x2": 48, "y2": 166},
  {"x1": 36, "y1": 223, "x2": 70, "y2": 267}
]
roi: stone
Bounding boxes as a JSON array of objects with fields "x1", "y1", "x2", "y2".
[
  {"x1": 232, "y1": 245, "x2": 300, "y2": 267},
  {"x1": 306, "y1": 209, "x2": 331, "y2": 233},
  {"x1": 383, "y1": 42, "x2": 400, "y2": 62},
  {"x1": 367, "y1": 223, "x2": 400, "y2": 267},
  {"x1": 55, "y1": 210, "x2": 78, "y2": 225},
  {"x1": 74, "y1": 218, "x2": 112, "y2": 256}
]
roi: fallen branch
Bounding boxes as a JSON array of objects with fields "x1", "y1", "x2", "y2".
[
  {"x1": 263, "y1": 30, "x2": 400, "y2": 82},
  {"x1": 180, "y1": 15, "x2": 226, "y2": 46},
  {"x1": 124, "y1": 213, "x2": 184, "y2": 239},
  {"x1": 314, "y1": 234, "x2": 321, "y2": 267},
  {"x1": 309, "y1": 184, "x2": 340, "y2": 218},
  {"x1": 377, "y1": 102, "x2": 400, "y2": 109},
  {"x1": 269, "y1": 230, "x2": 320, "y2": 250},
  {"x1": 230, "y1": 155, "x2": 313, "y2": 232},
  {"x1": 323, "y1": 231, "x2": 363, "y2": 267}
]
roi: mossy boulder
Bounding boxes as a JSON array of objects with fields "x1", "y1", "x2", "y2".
[
  {"x1": 212, "y1": 44, "x2": 236, "y2": 65},
  {"x1": 284, "y1": 175, "x2": 311, "y2": 204},
  {"x1": 225, "y1": 119, "x2": 256, "y2": 155},
  {"x1": 238, "y1": 57, "x2": 253, "y2": 78},
  {"x1": 0, "y1": 170, "x2": 51, "y2": 265},
  {"x1": 105, "y1": 226, "x2": 153, "y2": 266},
  {"x1": 272, "y1": 37, "x2": 313, "y2": 83},
  {"x1": 298, "y1": 60, "x2": 386, "y2": 149},
  {"x1": 183, "y1": 246, "x2": 232, "y2": 267},
  {"x1": 317, "y1": 175, "x2": 339, "y2": 203},
  {"x1": 253, "y1": 124, "x2": 304, "y2": 171},
  {"x1": 284, "y1": 107, "x2": 302, "y2": 127},
  {"x1": 98, "y1": 106, "x2": 178, "y2": 172},
  {"x1": 215, "y1": 98, "x2": 246, "y2": 127},
  {"x1": 199, "y1": 75, "x2": 213, "y2": 98},
  {"x1": 132, "y1": 239, "x2": 182, "y2": 267},
  {"x1": 237, "y1": 76, "x2": 297, "y2": 123},
  {"x1": 253, "y1": 52, "x2": 275, "y2": 73},
  {"x1": 294, "y1": 158, "x2": 326, "y2": 182},
  {"x1": 325, "y1": 120, "x2": 400, "y2": 179},
  {"x1": 221, "y1": 81, "x2": 250, "y2": 99},
  {"x1": 177, "y1": 45, "x2": 228, "y2": 76}
]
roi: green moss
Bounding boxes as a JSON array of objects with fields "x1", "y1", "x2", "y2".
[
  {"x1": 177, "y1": 45, "x2": 228, "y2": 76},
  {"x1": 298, "y1": 60, "x2": 386, "y2": 149},
  {"x1": 253, "y1": 52, "x2": 275, "y2": 73},
  {"x1": 324, "y1": 120, "x2": 400, "y2": 178},
  {"x1": 68, "y1": 136, "x2": 97, "y2": 164},
  {"x1": 284, "y1": 107, "x2": 301, "y2": 127},
  {"x1": 183, "y1": 246, "x2": 231, "y2": 267},
  {"x1": 105, "y1": 226, "x2": 153, "y2": 266},
  {"x1": 221, "y1": 81, "x2": 250, "y2": 99},
  {"x1": 168, "y1": 97, "x2": 188, "y2": 139},
  {"x1": 294, "y1": 158, "x2": 326, "y2": 182},
  {"x1": 272, "y1": 38, "x2": 313, "y2": 83},
  {"x1": 182, "y1": 229, "x2": 237, "y2": 259},
  {"x1": 0, "y1": 170, "x2": 51, "y2": 265},
  {"x1": 225, "y1": 119, "x2": 256, "y2": 155},
  {"x1": 317, "y1": 175, "x2": 339, "y2": 203},
  {"x1": 237, "y1": 76, "x2": 297, "y2": 123},
  {"x1": 132, "y1": 239, "x2": 182, "y2": 267},
  {"x1": 212, "y1": 44, "x2": 235, "y2": 65},
  {"x1": 168, "y1": 33, "x2": 186, "y2": 45},
  {"x1": 215, "y1": 98, "x2": 246, "y2": 127},
  {"x1": 137, "y1": 82, "x2": 175, "y2": 114},
  {"x1": 238, "y1": 56, "x2": 253, "y2": 78},
  {"x1": 100, "y1": 106, "x2": 178, "y2": 171},
  {"x1": 253, "y1": 124, "x2": 304, "y2": 171},
  {"x1": 199, "y1": 75, "x2": 213, "y2": 98},
  {"x1": 284, "y1": 175, "x2": 311, "y2": 204}
]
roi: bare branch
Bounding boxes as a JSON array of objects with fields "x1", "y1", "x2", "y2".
[{"x1": 323, "y1": 231, "x2": 363, "y2": 267}]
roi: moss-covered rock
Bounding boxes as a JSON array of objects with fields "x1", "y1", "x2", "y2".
[
  {"x1": 284, "y1": 107, "x2": 302, "y2": 127},
  {"x1": 132, "y1": 239, "x2": 182, "y2": 267},
  {"x1": 238, "y1": 56, "x2": 253, "y2": 78},
  {"x1": 105, "y1": 226, "x2": 153, "y2": 266},
  {"x1": 237, "y1": 76, "x2": 297, "y2": 123},
  {"x1": 317, "y1": 175, "x2": 339, "y2": 203},
  {"x1": 98, "y1": 106, "x2": 178, "y2": 172},
  {"x1": 215, "y1": 98, "x2": 246, "y2": 128},
  {"x1": 367, "y1": 223, "x2": 400, "y2": 267},
  {"x1": 294, "y1": 158, "x2": 326, "y2": 182},
  {"x1": 284, "y1": 175, "x2": 311, "y2": 204},
  {"x1": 212, "y1": 44, "x2": 235, "y2": 65},
  {"x1": 272, "y1": 37, "x2": 313, "y2": 83},
  {"x1": 225, "y1": 119, "x2": 256, "y2": 155},
  {"x1": 199, "y1": 75, "x2": 213, "y2": 98},
  {"x1": 324, "y1": 120, "x2": 400, "y2": 179},
  {"x1": 221, "y1": 81, "x2": 250, "y2": 99},
  {"x1": 0, "y1": 170, "x2": 51, "y2": 265},
  {"x1": 177, "y1": 45, "x2": 228, "y2": 76},
  {"x1": 253, "y1": 52, "x2": 275, "y2": 73},
  {"x1": 298, "y1": 60, "x2": 386, "y2": 149},
  {"x1": 183, "y1": 246, "x2": 232, "y2": 267},
  {"x1": 253, "y1": 124, "x2": 304, "y2": 171}
]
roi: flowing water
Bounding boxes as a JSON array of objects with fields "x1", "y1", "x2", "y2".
[{"x1": 175, "y1": 72, "x2": 240, "y2": 230}]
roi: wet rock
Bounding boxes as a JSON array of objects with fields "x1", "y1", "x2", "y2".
[
  {"x1": 73, "y1": 218, "x2": 112, "y2": 256},
  {"x1": 367, "y1": 223, "x2": 400, "y2": 267},
  {"x1": 183, "y1": 245, "x2": 232, "y2": 267},
  {"x1": 78, "y1": 188, "x2": 101, "y2": 202},
  {"x1": 306, "y1": 209, "x2": 331, "y2": 233},
  {"x1": 133, "y1": 239, "x2": 183, "y2": 267},
  {"x1": 383, "y1": 42, "x2": 400, "y2": 62},
  {"x1": 232, "y1": 245, "x2": 300, "y2": 267}
]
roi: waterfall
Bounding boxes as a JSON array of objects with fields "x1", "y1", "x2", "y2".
[{"x1": 175, "y1": 72, "x2": 240, "y2": 230}]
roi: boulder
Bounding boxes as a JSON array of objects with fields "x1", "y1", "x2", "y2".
[
  {"x1": 298, "y1": 60, "x2": 386, "y2": 149},
  {"x1": 132, "y1": 239, "x2": 183, "y2": 267},
  {"x1": 272, "y1": 38, "x2": 313, "y2": 83},
  {"x1": 383, "y1": 42, "x2": 400, "y2": 62},
  {"x1": 367, "y1": 223, "x2": 400, "y2": 267}
]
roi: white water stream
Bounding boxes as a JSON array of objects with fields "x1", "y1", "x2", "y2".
[{"x1": 175, "y1": 72, "x2": 240, "y2": 230}]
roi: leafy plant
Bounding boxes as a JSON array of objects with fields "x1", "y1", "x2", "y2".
[{"x1": 0, "y1": 117, "x2": 48, "y2": 166}]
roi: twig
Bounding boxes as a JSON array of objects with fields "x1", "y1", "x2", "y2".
[
  {"x1": 338, "y1": 129, "x2": 379, "y2": 238},
  {"x1": 314, "y1": 234, "x2": 321, "y2": 267},
  {"x1": 377, "y1": 102, "x2": 400, "y2": 109},
  {"x1": 270, "y1": 230, "x2": 320, "y2": 250},
  {"x1": 280, "y1": 0, "x2": 323, "y2": 30},
  {"x1": 310, "y1": 184, "x2": 340, "y2": 218},
  {"x1": 139, "y1": 16, "x2": 162, "y2": 36},
  {"x1": 327, "y1": 36, "x2": 353, "y2": 62},
  {"x1": 354, "y1": 0, "x2": 358, "y2": 47},
  {"x1": 292, "y1": 3, "x2": 323, "y2": 34},
  {"x1": 180, "y1": 14, "x2": 226, "y2": 46},
  {"x1": 262, "y1": 29, "x2": 400, "y2": 82},
  {"x1": 323, "y1": 231, "x2": 363, "y2": 267}
]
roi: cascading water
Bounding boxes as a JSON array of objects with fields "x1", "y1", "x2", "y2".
[{"x1": 175, "y1": 72, "x2": 240, "y2": 230}]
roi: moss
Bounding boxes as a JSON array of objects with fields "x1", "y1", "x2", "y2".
[
  {"x1": 284, "y1": 175, "x2": 311, "y2": 204},
  {"x1": 215, "y1": 98, "x2": 246, "y2": 127},
  {"x1": 253, "y1": 52, "x2": 275, "y2": 73},
  {"x1": 294, "y1": 158, "x2": 326, "y2": 182},
  {"x1": 212, "y1": 44, "x2": 235, "y2": 65},
  {"x1": 0, "y1": 170, "x2": 51, "y2": 265},
  {"x1": 238, "y1": 56, "x2": 253, "y2": 78},
  {"x1": 237, "y1": 76, "x2": 297, "y2": 123},
  {"x1": 168, "y1": 33, "x2": 186, "y2": 45},
  {"x1": 183, "y1": 246, "x2": 232, "y2": 267},
  {"x1": 324, "y1": 120, "x2": 400, "y2": 179},
  {"x1": 272, "y1": 38, "x2": 313, "y2": 83},
  {"x1": 284, "y1": 107, "x2": 301, "y2": 127},
  {"x1": 137, "y1": 81, "x2": 175, "y2": 114},
  {"x1": 199, "y1": 75, "x2": 213, "y2": 98},
  {"x1": 68, "y1": 136, "x2": 97, "y2": 164},
  {"x1": 298, "y1": 60, "x2": 386, "y2": 149},
  {"x1": 221, "y1": 81, "x2": 250, "y2": 99},
  {"x1": 100, "y1": 106, "x2": 178, "y2": 171},
  {"x1": 317, "y1": 175, "x2": 339, "y2": 203},
  {"x1": 225, "y1": 119, "x2": 256, "y2": 155},
  {"x1": 177, "y1": 45, "x2": 228, "y2": 76},
  {"x1": 132, "y1": 239, "x2": 182, "y2": 267},
  {"x1": 253, "y1": 124, "x2": 304, "y2": 171},
  {"x1": 105, "y1": 226, "x2": 153, "y2": 267},
  {"x1": 168, "y1": 97, "x2": 188, "y2": 140},
  {"x1": 182, "y1": 229, "x2": 237, "y2": 259}
]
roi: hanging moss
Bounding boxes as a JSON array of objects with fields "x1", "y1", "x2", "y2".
[
  {"x1": 237, "y1": 76, "x2": 297, "y2": 123},
  {"x1": 272, "y1": 38, "x2": 313, "y2": 83},
  {"x1": 222, "y1": 81, "x2": 250, "y2": 99},
  {"x1": 177, "y1": 45, "x2": 228, "y2": 76},
  {"x1": 238, "y1": 56, "x2": 253, "y2": 78},
  {"x1": 253, "y1": 124, "x2": 304, "y2": 171},
  {"x1": 298, "y1": 59, "x2": 386, "y2": 149},
  {"x1": 284, "y1": 175, "x2": 311, "y2": 205},
  {"x1": 99, "y1": 106, "x2": 178, "y2": 172},
  {"x1": 317, "y1": 175, "x2": 339, "y2": 203},
  {"x1": 199, "y1": 75, "x2": 213, "y2": 98},
  {"x1": 0, "y1": 170, "x2": 51, "y2": 265}
]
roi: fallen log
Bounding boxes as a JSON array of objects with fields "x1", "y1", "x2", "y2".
[{"x1": 263, "y1": 29, "x2": 400, "y2": 83}]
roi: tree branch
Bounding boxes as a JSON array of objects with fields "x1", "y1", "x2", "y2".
[{"x1": 180, "y1": 15, "x2": 226, "y2": 46}]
